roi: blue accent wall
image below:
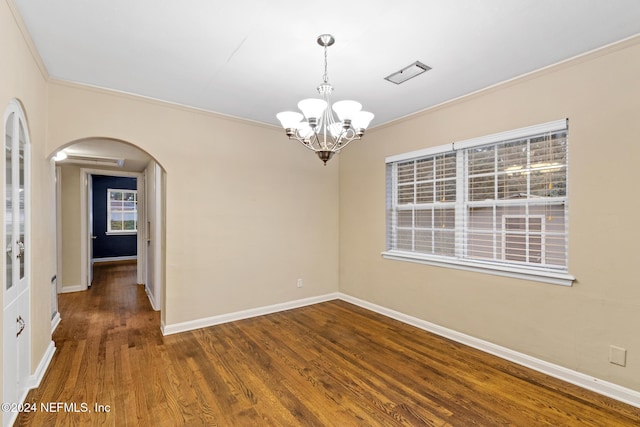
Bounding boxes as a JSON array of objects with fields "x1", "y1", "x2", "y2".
[{"x1": 92, "y1": 175, "x2": 138, "y2": 259}]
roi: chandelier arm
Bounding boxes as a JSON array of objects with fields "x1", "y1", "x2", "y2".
[
  {"x1": 319, "y1": 86, "x2": 336, "y2": 151},
  {"x1": 320, "y1": 113, "x2": 333, "y2": 151},
  {"x1": 315, "y1": 114, "x2": 326, "y2": 151},
  {"x1": 334, "y1": 135, "x2": 361, "y2": 152},
  {"x1": 287, "y1": 128, "x2": 361, "y2": 154},
  {"x1": 289, "y1": 135, "x2": 322, "y2": 152},
  {"x1": 295, "y1": 128, "x2": 328, "y2": 153},
  {"x1": 310, "y1": 131, "x2": 324, "y2": 151}
]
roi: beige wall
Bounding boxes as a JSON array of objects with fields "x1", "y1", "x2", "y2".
[
  {"x1": 59, "y1": 165, "x2": 82, "y2": 289},
  {"x1": 339, "y1": 37, "x2": 640, "y2": 392},
  {"x1": 46, "y1": 82, "x2": 340, "y2": 327},
  {"x1": 0, "y1": 0, "x2": 55, "y2": 399}
]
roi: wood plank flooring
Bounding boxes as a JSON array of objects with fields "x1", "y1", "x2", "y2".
[{"x1": 17, "y1": 262, "x2": 640, "y2": 426}]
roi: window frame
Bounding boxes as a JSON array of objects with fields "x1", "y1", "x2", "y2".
[
  {"x1": 106, "y1": 188, "x2": 138, "y2": 235},
  {"x1": 383, "y1": 119, "x2": 575, "y2": 286}
]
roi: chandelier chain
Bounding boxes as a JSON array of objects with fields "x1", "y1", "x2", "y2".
[{"x1": 323, "y1": 44, "x2": 329, "y2": 84}]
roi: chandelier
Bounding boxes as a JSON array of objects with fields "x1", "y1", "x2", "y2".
[{"x1": 276, "y1": 34, "x2": 374, "y2": 164}]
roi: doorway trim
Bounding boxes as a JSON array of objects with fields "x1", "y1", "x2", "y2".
[{"x1": 79, "y1": 168, "x2": 145, "y2": 290}]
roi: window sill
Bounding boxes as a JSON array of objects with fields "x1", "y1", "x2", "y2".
[
  {"x1": 381, "y1": 250, "x2": 575, "y2": 287},
  {"x1": 105, "y1": 231, "x2": 138, "y2": 236}
]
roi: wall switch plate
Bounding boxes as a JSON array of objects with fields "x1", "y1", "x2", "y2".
[
  {"x1": 297, "y1": 278, "x2": 302, "y2": 288},
  {"x1": 609, "y1": 345, "x2": 627, "y2": 367}
]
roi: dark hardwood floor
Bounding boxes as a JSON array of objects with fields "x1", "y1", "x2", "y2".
[{"x1": 17, "y1": 262, "x2": 640, "y2": 426}]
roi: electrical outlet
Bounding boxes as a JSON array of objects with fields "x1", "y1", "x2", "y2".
[
  {"x1": 609, "y1": 345, "x2": 627, "y2": 367},
  {"x1": 297, "y1": 278, "x2": 302, "y2": 288}
]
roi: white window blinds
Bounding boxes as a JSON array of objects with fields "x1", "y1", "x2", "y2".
[{"x1": 386, "y1": 119, "x2": 569, "y2": 277}]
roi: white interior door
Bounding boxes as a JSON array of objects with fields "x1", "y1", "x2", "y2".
[{"x1": 3, "y1": 100, "x2": 31, "y2": 427}]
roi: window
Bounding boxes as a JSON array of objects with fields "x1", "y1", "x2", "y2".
[
  {"x1": 107, "y1": 189, "x2": 137, "y2": 234},
  {"x1": 384, "y1": 120, "x2": 573, "y2": 286},
  {"x1": 394, "y1": 153, "x2": 457, "y2": 256}
]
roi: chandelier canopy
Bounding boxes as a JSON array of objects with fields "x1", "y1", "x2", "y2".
[{"x1": 277, "y1": 34, "x2": 374, "y2": 165}]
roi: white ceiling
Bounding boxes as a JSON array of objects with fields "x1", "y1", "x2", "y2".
[{"x1": 13, "y1": 0, "x2": 640, "y2": 129}]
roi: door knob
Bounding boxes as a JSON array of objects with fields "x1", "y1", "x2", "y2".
[{"x1": 16, "y1": 240, "x2": 25, "y2": 259}]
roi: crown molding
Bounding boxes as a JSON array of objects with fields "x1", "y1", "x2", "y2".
[
  {"x1": 5, "y1": 0, "x2": 49, "y2": 80},
  {"x1": 48, "y1": 78, "x2": 279, "y2": 131}
]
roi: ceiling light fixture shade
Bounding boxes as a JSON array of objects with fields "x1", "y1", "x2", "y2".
[
  {"x1": 297, "y1": 98, "x2": 328, "y2": 124},
  {"x1": 276, "y1": 111, "x2": 304, "y2": 129},
  {"x1": 277, "y1": 34, "x2": 374, "y2": 165},
  {"x1": 332, "y1": 100, "x2": 362, "y2": 121}
]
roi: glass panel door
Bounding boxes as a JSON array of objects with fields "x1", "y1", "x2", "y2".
[
  {"x1": 5, "y1": 112, "x2": 13, "y2": 292},
  {"x1": 3, "y1": 100, "x2": 31, "y2": 426},
  {"x1": 18, "y1": 122, "x2": 25, "y2": 280}
]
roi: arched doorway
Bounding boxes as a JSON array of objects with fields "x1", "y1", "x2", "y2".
[{"x1": 51, "y1": 138, "x2": 165, "y2": 313}]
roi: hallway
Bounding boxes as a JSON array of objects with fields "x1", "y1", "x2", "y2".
[{"x1": 17, "y1": 261, "x2": 163, "y2": 426}]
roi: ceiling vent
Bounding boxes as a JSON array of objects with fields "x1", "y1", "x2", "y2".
[
  {"x1": 384, "y1": 61, "x2": 431, "y2": 85},
  {"x1": 64, "y1": 154, "x2": 125, "y2": 168}
]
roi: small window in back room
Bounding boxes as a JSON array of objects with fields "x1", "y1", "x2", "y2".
[{"x1": 107, "y1": 188, "x2": 138, "y2": 233}]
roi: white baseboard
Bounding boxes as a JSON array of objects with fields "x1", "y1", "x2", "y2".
[
  {"x1": 337, "y1": 293, "x2": 640, "y2": 409},
  {"x1": 27, "y1": 341, "x2": 56, "y2": 390},
  {"x1": 51, "y1": 312, "x2": 61, "y2": 334},
  {"x1": 4, "y1": 385, "x2": 31, "y2": 427},
  {"x1": 4, "y1": 342, "x2": 56, "y2": 427},
  {"x1": 93, "y1": 256, "x2": 137, "y2": 263},
  {"x1": 161, "y1": 293, "x2": 340, "y2": 336},
  {"x1": 30, "y1": 285, "x2": 640, "y2": 412},
  {"x1": 145, "y1": 285, "x2": 160, "y2": 311},
  {"x1": 59, "y1": 284, "x2": 85, "y2": 293},
  {"x1": 157, "y1": 291, "x2": 640, "y2": 408}
]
